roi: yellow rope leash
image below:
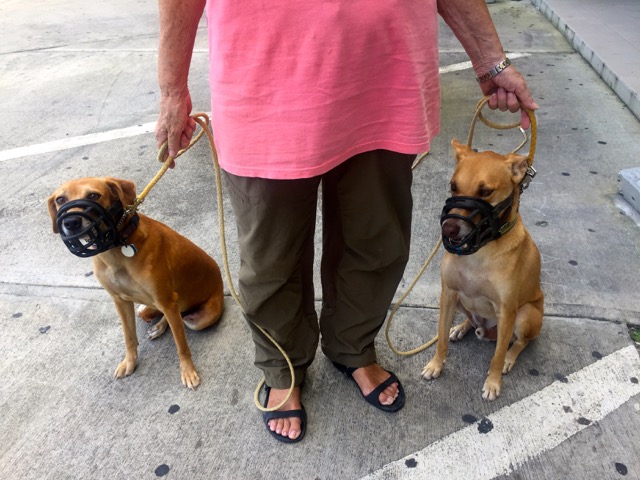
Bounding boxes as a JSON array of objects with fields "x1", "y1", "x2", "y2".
[
  {"x1": 190, "y1": 113, "x2": 295, "y2": 413},
  {"x1": 123, "y1": 122, "x2": 207, "y2": 219},
  {"x1": 467, "y1": 95, "x2": 537, "y2": 165},
  {"x1": 134, "y1": 112, "x2": 294, "y2": 413},
  {"x1": 384, "y1": 236, "x2": 442, "y2": 356},
  {"x1": 384, "y1": 96, "x2": 537, "y2": 357}
]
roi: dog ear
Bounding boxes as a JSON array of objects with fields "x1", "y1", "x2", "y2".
[
  {"x1": 451, "y1": 139, "x2": 472, "y2": 162},
  {"x1": 47, "y1": 194, "x2": 60, "y2": 234},
  {"x1": 508, "y1": 154, "x2": 530, "y2": 184},
  {"x1": 105, "y1": 178, "x2": 137, "y2": 206}
]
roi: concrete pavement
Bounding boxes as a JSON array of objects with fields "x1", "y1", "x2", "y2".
[
  {"x1": 1, "y1": 1, "x2": 639, "y2": 479},
  {"x1": 532, "y1": 0, "x2": 640, "y2": 258}
]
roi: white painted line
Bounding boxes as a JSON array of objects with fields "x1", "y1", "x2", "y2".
[
  {"x1": 0, "y1": 53, "x2": 532, "y2": 162},
  {"x1": 362, "y1": 345, "x2": 640, "y2": 480},
  {"x1": 0, "y1": 122, "x2": 157, "y2": 162}
]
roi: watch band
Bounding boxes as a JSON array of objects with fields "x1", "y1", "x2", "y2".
[{"x1": 476, "y1": 58, "x2": 512, "y2": 83}]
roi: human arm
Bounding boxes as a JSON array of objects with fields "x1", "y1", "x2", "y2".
[
  {"x1": 156, "y1": 0, "x2": 206, "y2": 162},
  {"x1": 437, "y1": 0, "x2": 538, "y2": 129}
]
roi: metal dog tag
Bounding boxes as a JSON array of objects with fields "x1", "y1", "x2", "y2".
[{"x1": 121, "y1": 244, "x2": 137, "y2": 257}]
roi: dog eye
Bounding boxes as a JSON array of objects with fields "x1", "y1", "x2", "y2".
[
  {"x1": 87, "y1": 193, "x2": 101, "y2": 201},
  {"x1": 55, "y1": 196, "x2": 67, "y2": 205},
  {"x1": 450, "y1": 182, "x2": 458, "y2": 193},
  {"x1": 478, "y1": 187, "x2": 494, "y2": 197}
]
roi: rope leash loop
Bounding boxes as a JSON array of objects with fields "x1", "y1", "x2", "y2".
[
  {"x1": 188, "y1": 113, "x2": 296, "y2": 413},
  {"x1": 133, "y1": 112, "x2": 295, "y2": 412},
  {"x1": 467, "y1": 95, "x2": 537, "y2": 165},
  {"x1": 384, "y1": 237, "x2": 442, "y2": 356},
  {"x1": 468, "y1": 96, "x2": 538, "y2": 190},
  {"x1": 385, "y1": 97, "x2": 538, "y2": 357}
]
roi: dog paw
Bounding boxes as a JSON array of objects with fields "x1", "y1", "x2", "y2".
[
  {"x1": 449, "y1": 323, "x2": 470, "y2": 341},
  {"x1": 422, "y1": 358, "x2": 444, "y2": 380},
  {"x1": 113, "y1": 358, "x2": 137, "y2": 379},
  {"x1": 502, "y1": 357, "x2": 516, "y2": 374},
  {"x1": 147, "y1": 318, "x2": 168, "y2": 340},
  {"x1": 181, "y1": 368, "x2": 201, "y2": 390},
  {"x1": 482, "y1": 376, "x2": 502, "y2": 401}
]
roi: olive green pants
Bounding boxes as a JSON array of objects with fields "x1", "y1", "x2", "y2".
[{"x1": 223, "y1": 150, "x2": 414, "y2": 388}]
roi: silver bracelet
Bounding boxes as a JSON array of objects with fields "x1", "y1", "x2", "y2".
[{"x1": 476, "y1": 58, "x2": 512, "y2": 83}]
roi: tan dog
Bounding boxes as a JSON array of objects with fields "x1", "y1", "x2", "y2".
[
  {"x1": 422, "y1": 140, "x2": 543, "y2": 400},
  {"x1": 48, "y1": 177, "x2": 224, "y2": 389}
]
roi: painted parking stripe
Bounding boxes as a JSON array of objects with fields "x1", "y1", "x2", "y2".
[
  {"x1": 0, "y1": 54, "x2": 531, "y2": 163},
  {"x1": 0, "y1": 122, "x2": 156, "y2": 162},
  {"x1": 362, "y1": 345, "x2": 640, "y2": 480}
]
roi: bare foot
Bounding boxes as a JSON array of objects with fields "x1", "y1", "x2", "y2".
[
  {"x1": 350, "y1": 364, "x2": 399, "y2": 406},
  {"x1": 265, "y1": 386, "x2": 304, "y2": 441}
]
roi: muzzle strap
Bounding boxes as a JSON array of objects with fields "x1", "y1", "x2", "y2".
[
  {"x1": 56, "y1": 199, "x2": 137, "y2": 257},
  {"x1": 440, "y1": 193, "x2": 515, "y2": 255}
]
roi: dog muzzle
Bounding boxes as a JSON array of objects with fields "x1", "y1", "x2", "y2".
[
  {"x1": 56, "y1": 199, "x2": 126, "y2": 258},
  {"x1": 440, "y1": 193, "x2": 515, "y2": 255}
]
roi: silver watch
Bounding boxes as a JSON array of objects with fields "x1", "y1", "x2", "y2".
[{"x1": 476, "y1": 58, "x2": 512, "y2": 83}]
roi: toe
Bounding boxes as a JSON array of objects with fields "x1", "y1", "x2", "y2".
[
  {"x1": 279, "y1": 420, "x2": 288, "y2": 437},
  {"x1": 380, "y1": 382, "x2": 399, "y2": 405},
  {"x1": 271, "y1": 418, "x2": 284, "y2": 435},
  {"x1": 288, "y1": 426, "x2": 301, "y2": 440},
  {"x1": 351, "y1": 364, "x2": 402, "y2": 406}
]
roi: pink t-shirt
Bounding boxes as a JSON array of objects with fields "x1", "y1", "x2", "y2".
[{"x1": 205, "y1": 1, "x2": 440, "y2": 179}]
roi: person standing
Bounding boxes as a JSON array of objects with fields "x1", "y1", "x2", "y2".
[{"x1": 155, "y1": 0, "x2": 538, "y2": 443}]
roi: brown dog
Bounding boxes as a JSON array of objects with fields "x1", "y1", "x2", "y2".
[
  {"x1": 48, "y1": 177, "x2": 224, "y2": 389},
  {"x1": 422, "y1": 140, "x2": 543, "y2": 400}
]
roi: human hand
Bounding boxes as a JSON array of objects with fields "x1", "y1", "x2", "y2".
[
  {"x1": 155, "y1": 88, "x2": 196, "y2": 168},
  {"x1": 479, "y1": 66, "x2": 539, "y2": 130}
]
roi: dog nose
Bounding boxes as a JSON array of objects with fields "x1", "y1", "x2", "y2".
[
  {"x1": 442, "y1": 220, "x2": 460, "y2": 239},
  {"x1": 62, "y1": 216, "x2": 83, "y2": 232}
]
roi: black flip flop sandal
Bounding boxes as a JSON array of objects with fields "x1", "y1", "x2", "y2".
[
  {"x1": 262, "y1": 385, "x2": 307, "y2": 444},
  {"x1": 332, "y1": 362, "x2": 405, "y2": 413}
]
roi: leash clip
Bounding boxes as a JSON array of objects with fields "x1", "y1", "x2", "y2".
[
  {"x1": 520, "y1": 166, "x2": 537, "y2": 192},
  {"x1": 117, "y1": 198, "x2": 143, "y2": 229}
]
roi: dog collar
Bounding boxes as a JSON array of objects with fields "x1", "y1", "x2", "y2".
[{"x1": 118, "y1": 211, "x2": 139, "y2": 244}]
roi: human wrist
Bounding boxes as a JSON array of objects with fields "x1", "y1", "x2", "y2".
[
  {"x1": 159, "y1": 83, "x2": 189, "y2": 101},
  {"x1": 476, "y1": 57, "x2": 512, "y2": 83}
]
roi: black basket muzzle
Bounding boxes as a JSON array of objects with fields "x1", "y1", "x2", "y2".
[
  {"x1": 440, "y1": 193, "x2": 514, "y2": 255},
  {"x1": 56, "y1": 199, "x2": 124, "y2": 258}
]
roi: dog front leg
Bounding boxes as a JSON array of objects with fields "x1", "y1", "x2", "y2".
[
  {"x1": 113, "y1": 299, "x2": 139, "y2": 379},
  {"x1": 422, "y1": 285, "x2": 458, "y2": 380},
  {"x1": 482, "y1": 307, "x2": 517, "y2": 401},
  {"x1": 162, "y1": 306, "x2": 200, "y2": 390}
]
